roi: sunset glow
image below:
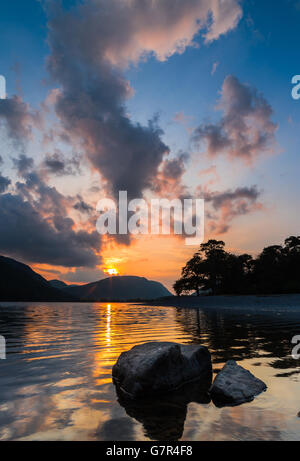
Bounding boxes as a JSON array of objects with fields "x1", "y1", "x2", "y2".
[
  {"x1": 106, "y1": 268, "x2": 119, "y2": 276},
  {"x1": 0, "y1": 0, "x2": 299, "y2": 293}
]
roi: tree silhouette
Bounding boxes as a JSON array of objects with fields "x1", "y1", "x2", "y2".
[{"x1": 173, "y1": 236, "x2": 300, "y2": 296}]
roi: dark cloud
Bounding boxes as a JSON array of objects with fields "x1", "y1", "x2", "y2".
[
  {"x1": 152, "y1": 152, "x2": 189, "y2": 197},
  {"x1": 202, "y1": 185, "x2": 262, "y2": 234},
  {"x1": 43, "y1": 151, "x2": 81, "y2": 176},
  {"x1": 12, "y1": 154, "x2": 34, "y2": 175},
  {"x1": 0, "y1": 193, "x2": 100, "y2": 267},
  {"x1": 161, "y1": 153, "x2": 189, "y2": 180},
  {"x1": 0, "y1": 96, "x2": 41, "y2": 145},
  {"x1": 0, "y1": 170, "x2": 101, "y2": 267},
  {"x1": 45, "y1": 0, "x2": 242, "y2": 199},
  {"x1": 205, "y1": 186, "x2": 260, "y2": 209},
  {"x1": 0, "y1": 175, "x2": 11, "y2": 193},
  {"x1": 193, "y1": 75, "x2": 278, "y2": 163}
]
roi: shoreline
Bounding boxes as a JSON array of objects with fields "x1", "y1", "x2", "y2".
[{"x1": 137, "y1": 294, "x2": 300, "y2": 312}]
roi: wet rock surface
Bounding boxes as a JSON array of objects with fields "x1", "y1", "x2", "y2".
[
  {"x1": 112, "y1": 341, "x2": 212, "y2": 399},
  {"x1": 210, "y1": 360, "x2": 267, "y2": 407}
]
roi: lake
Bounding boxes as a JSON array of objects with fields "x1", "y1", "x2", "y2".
[{"x1": 0, "y1": 301, "x2": 299, "y2": 441}]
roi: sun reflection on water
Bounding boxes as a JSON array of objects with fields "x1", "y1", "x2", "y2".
[{"x1": 106, "y1": 304, "x2": 111, "y2": 346}]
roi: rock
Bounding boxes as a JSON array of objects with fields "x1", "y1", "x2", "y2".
[
  {"x1": 210, "y1": 360, "x2": 267, "y2": 407},
  {"x1": 112, "y1": 342, "x2": 212, "y2": 399}
]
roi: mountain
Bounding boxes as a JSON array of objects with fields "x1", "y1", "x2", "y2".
[
  {"x1": 0, "y1": 255, "x2": 172, "y2": 302},
  {"x1": 0, "y1": 256, "x2": 73, "y2": 302},
  {"x1": 62, "y1": 275, "x2": 172, "y2": 301},
  {"x1": 49, "y1": 279, "x2": 69, "y2": 290}
]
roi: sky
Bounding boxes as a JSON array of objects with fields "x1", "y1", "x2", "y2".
[{"x1": 0, "y1": 0, "x2": 299, "y2": 291}]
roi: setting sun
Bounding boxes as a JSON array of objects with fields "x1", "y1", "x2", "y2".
[{"x1": 106, "y1": 268, "x2": 118, "y2": 276}]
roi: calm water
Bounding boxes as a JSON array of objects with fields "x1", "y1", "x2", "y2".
[{"x1": 0, "y1": 302, "x2": 299, "y2": 441}]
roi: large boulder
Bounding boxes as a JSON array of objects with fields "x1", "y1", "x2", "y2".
[
  {"x1": 112, "y1": 342, "x2": 212, "y2": 399},
  {"x1": 210, "y1": 360, "x2": 267, "y2": 407}
]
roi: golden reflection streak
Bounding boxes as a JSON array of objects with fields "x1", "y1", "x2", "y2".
[
  {"x1": 106, "y1": 304, "x2": 111, "y2": 346},
  {"x1": 92, "y1": 303, "x2": 118, "y2": 385},
  {"x1": 91, "y1": 303, "x2": 180, "y2": 385}
]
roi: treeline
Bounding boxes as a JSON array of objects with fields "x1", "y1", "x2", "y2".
[{"x1": 173, "y1": 236, "x2": 300, "y2": 296}]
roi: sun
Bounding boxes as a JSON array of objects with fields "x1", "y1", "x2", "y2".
[{"x1": 106, "y1": 268, "x2": 118, "y2": 276}]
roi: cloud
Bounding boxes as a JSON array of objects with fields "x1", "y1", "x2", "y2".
[
  {"x1": 193, "y1": 75, "x2": 278, "y2": 164},
  {"x1": 74, "y1": 197, "x2": 94, "y2": 214},
  {"x1": 48, "y1": 0, "x2": 242, "y2": 68},
  {"x1": 0, "y1": 96, "x2": 41, "y2": 145},
  {"x1": 198, "y1": 165, "x2": 220, "y2": 186},
  {"x1": 12, "y1": 154, "x2": 34, "y2": 175},
  {"x1": 0, "y1": 175, "x2": 11, "y2": 193},
  {"x1": 204, "y1": 0, "x2": 242, "y2": 42},
  {"x1": 153, "y1": 152, "x2": 189, "y2": 196},
  {"x1": 0, "y1": 170, "x2": 101, "y2": 267},
  {"x1": 203, "y1": 185, "x2": 262, "y2": 233},
  {"x1": 43, "y1": 151, "x2": 81, "y2": 176},
  {"x1": 205, "y1": 185, "x2": 260, "y2": 209},
  {"x1": 45, "y1": 0, "x2": 242, "y2": 200},
  {"x1": 0, "y1": 193, "x2": 101, "y2": 267},
  {"x1": 62, "y1": 266, "x2": 105, "y2": 284},
  {"x1": 161, "y1": 153, "x2": 189, "y2": 180}
]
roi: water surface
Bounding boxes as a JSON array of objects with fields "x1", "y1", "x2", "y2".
[{"x1": 0, "y1": 302, "x2": 299, "y2": 441}]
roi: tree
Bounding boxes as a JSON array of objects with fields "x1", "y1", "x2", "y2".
[
  {"x1": 197, "y1": 240, "x2": 226, "y2": 294},
  {"x1": 174, "y1": 235, "x2": 300, "y2": 296},
  {"x1": 174, "y1": 240, "x2": 228, "y2": 296},
  {"x1": 175, "y1": 254, "x2": 206, "y2": 296}
]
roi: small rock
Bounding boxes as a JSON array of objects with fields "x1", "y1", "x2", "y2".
[
  {"x1": 210, "y1": 360, "x2": 267, "y2": 407},
  {"x1": 112, "y1": 341, "x2": 212, "y2": 399}
]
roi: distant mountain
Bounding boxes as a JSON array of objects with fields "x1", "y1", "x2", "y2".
[
  {"x1": 0, "y1": 256, "x2": 73, "y2": 302},
  {"x1": 63, "y1": 275, "x2": 172, "y2": 301},
  {"x1": 0, "y1": 255, "x2": 172, "y2": 302},
  {"x1": 49, "y1": 279, "x2": 69, "y2": 290}
]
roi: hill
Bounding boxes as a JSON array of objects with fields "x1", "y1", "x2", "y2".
[
  {"x1": 61, "y1": 275, "x2": 172, "y2": 301},
  {"x1": 0, "y1": 256, "x2": 73, "y2": 302}
]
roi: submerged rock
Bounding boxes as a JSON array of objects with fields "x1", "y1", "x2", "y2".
[
  {"x1": 210, "y1": 360, "x2": 267, "y2": 407},
  {"x1": 112, "y1": 341, "x2": 212, "y2": 399}
]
